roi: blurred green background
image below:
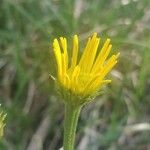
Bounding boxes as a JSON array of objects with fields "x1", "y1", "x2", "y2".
[{"x1": 0, "y1": 0, "x2": 150, "y2": 149}]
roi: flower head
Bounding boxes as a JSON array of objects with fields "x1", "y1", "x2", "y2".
[{"x1": 53, "y1": 33, "x2": 119, "y2": 105}]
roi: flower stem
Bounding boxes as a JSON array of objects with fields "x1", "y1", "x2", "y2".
[{"x1": 63, "y1": 104, "x2": 81, "y2": 150}]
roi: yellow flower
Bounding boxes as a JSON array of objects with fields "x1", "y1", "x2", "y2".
[
  {"x1": 53, "y1": 33, "x2": 119, "y2": 101},
  {"x1": 0, "y1": 110, "x2": 6, "y2": 138}
]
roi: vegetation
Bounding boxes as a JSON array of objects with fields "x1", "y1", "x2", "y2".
[{"x1": 0, "y1": 0, "x2": 150, "y2": 149}]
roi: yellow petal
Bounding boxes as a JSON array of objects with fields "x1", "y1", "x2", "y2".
[
  {"x1": 79, "y1": 33, "x2": 97, "y2": 71},
  {"x1": 86, "y1": 79, "x2": 111, "y2": 94},
  {"x1": 61, "y1": 53, "x2": 67, "y2": 85},
  {"x1": 71, "y1": 35, "x2": 79, "y2": 69},
  {"x1": 60, "y1": 37, "x2": 68, "y2": 69},
  {"x1": 53, "y1": 39, "x2": 62, "y2": 79},
  {"x1": 91, "y1": 39, "x2": 111, "y2": 73},
  {"x1": 97, "y1": 54, "x2": 119, "y2": 79},
  {"x1": 71, "y1": 66, "x2": 80, "y2": 91},
  {"x1": 84, "y1": 37, "x2": 100, "y2": 73}
]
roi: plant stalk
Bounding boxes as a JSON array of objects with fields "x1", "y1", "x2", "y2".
[{"x1": 63, "y1": 104, "x2": 81, "y2": 150}]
